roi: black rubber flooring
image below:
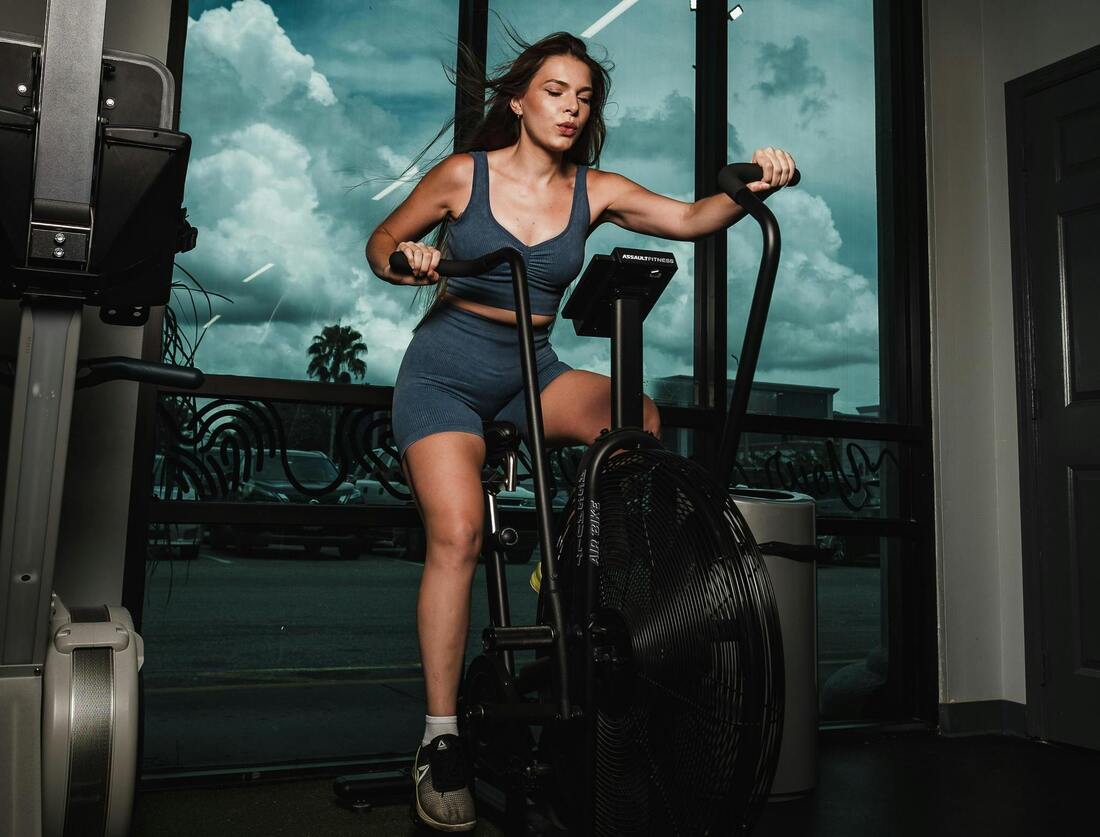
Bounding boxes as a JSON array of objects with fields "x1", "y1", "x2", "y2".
[{"x1": 133, "y1": 729, "x2": 1100, "y2": 836}]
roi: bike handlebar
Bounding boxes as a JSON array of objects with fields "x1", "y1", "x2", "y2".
[
  {"x1": 713, "y1": 163, "x2": 800, "y2": 487},
  {"x1": 387, "y1": 163, "x2": 800, "y2": 281},
  {"x1": 75, "y1": 357, "x2": 205, "y2": 390},
  {"x1": 389, "y1": 246, "x2": 519, "y2": 280}
]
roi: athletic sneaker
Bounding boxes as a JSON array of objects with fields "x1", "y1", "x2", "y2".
[{"x1": 412, "y1": 733, "x2": 477, "y2": 832}]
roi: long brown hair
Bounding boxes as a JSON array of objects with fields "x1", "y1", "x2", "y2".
[{"x1": 409, "y1": 28, "x2": 614, "y2": 324}]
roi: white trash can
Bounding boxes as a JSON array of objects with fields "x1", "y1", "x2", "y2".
[{"x1": 731, "y1": 488, "x2": 818, "y2": 800}]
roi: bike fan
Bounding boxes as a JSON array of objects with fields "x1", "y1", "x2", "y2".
[{"x1": 543, "y1": 445, "x2": 784, "y2": 835}]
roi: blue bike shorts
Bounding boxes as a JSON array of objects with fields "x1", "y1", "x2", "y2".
[{"x1": 391, "y1": 303, "x2": 573, "y2": 461}]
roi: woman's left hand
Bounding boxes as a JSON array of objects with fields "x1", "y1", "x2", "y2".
[{"x1": 747, "y1": 147, "x2": 797, "y2": 192}]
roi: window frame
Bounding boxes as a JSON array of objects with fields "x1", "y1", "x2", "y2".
[{"x1": 126, "y1": 0, "x2": 936, "y2": 737}]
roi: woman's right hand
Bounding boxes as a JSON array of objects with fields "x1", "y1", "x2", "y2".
[{"x1": 391, "y1": 242, "x2": 442, "y2": 285}]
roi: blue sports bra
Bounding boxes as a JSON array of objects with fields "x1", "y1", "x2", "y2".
[{"x1": 442, "y1": 150, "x2": 590, "y2": 316}]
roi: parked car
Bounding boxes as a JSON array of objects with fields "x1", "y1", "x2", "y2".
[
  {"x1": 207, "y1": 449, "x2": 362, "y2": 559},
  {"x1": 347, "y1": 447, "x2": 410, "y2": 506},
  {"x1": 340, "y1": 447, "x2": 412, "y2": 552},
  {"x1": 148, "y1": 453, "x2": 201, "y2": 561}
]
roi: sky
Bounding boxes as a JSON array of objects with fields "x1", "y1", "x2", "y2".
[{"x1": 174, "y1": 0, "x2": 880, "y2": 414}]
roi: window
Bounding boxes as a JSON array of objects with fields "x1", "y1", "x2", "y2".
[
  {"x1": 140, "y1": 2, "x2": 932, "y2": 775},
  {"x1": 817, "y1": 535, "x2": 895, "y2": 722},
  {"x1": 489, "y1": 1, "x2": 698, "y2": 406},
  {"x1": 726, "y1": 0, "x2": 883, "y2": 421},
  {"x1": 174, "y1": 0, "x2": 460, "y2": 386},
  {"x1": 142, "y1": 522, "x2": 540, "y2": 769}
]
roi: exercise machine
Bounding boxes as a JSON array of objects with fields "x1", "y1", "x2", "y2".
[
  {"x1": 0, "y1": 2, "x2": 200, "y2": 834},
  {"x1": 355, "y1": 161, "x2": 800, "y2": 835}
]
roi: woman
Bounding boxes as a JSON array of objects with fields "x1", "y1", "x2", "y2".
[{"x1": 365, "y1": 31, "x2": 795, "y2": 832}]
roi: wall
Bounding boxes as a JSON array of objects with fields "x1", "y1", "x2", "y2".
[{"x1": 925, "y1": 0, "x2": 1100, "y2": 711}]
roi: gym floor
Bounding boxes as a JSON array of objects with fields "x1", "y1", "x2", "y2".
[{"x1": 133, "y1": 729, "x2": 1100, "y2": 836}]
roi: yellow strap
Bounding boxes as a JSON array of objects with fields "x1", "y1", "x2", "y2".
[{"x1": 529, "y1": 561, "x2": 542, "y2": 594}]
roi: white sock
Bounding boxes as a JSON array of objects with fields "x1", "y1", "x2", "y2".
[{"x1": 422, "y1": 714, "x2": 459, "y2": 746}]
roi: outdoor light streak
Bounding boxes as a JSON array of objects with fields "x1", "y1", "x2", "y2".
[
  {"x1": 260, "y1": 288, "x2": 291, "y2": 341},
  {"x1": 371, "y1": 164, "x2": 419, "y2": 200},
  {"x1": 201, "y1": 314, "x2": 221, "y2": 331},
  {"x1": 582, "y1": 0, "x2": 641, "y2": 39},
  {"x1": 241, "y1": 262, "x2": 275, "y2": 283}
]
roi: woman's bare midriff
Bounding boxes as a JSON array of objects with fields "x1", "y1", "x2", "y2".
[{"x1": 441, "y1": 292, "x2": 556, "y2": 328}]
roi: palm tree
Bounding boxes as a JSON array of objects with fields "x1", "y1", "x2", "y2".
[
  {"x1": 307, "y1": 324, "x2": 368, "y2": 384},
  {"x1": 306, "y1": 324, "x2": 368, "y2": 457}
]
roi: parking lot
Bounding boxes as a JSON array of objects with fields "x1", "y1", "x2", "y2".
[{"x1": 140, "y1": 544, "x2": 880, "y2": 771}]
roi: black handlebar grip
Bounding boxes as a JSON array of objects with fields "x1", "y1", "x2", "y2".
[
  {"x1": 717, "y1": 162, "x2": 801, "y2": 201},
  {"x1": 75, "y1": 357, "x2": 205, "y2": 390},
  {"x1": 388, "y1": 247, "x2": 516, "y2": 279},
  {"x1": 108, "y1": 358, "x2": 204, "y2": 389},
  {"x1": 153, "y1": 363, "x2": 205, "y2": 390},
  {"x1": 388, "y1": 250, "x2": 416, "y2": 275}
]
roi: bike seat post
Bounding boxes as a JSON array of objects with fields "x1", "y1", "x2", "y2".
[
  {"x1": 504, "y1": 447, "x2": 517, "y2": 492},
  {"x1": 482, "y1": 454, "x2": 516, "y2": 678},
  {"x1": 611, "y1": 293, "x2": 645, "y2": 431}
]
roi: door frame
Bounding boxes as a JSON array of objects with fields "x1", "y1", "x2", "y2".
[{"x1": 1005, "y1": 42, "x2": 1100, "y2": 741}]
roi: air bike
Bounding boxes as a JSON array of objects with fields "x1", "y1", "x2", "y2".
[
  {"x1": 0, "y1": 2, "x2": 200, "y2": 835},
  {"x1": 355, "y1": 162, "x2": 803, "y2": 835}
]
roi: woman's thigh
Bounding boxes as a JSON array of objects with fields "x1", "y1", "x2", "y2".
[
  {"x1": 532, "y1": 369, "x2": 662, "y2": 447},
  {"x1": 401, "y1": 431, "x2": 487, "y2": 557}
]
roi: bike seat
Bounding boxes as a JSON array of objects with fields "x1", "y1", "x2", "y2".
[{"x1": 482, "y1": 420, "x2": 519, "y2": 469}]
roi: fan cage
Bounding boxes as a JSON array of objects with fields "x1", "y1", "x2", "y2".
[{"x1": 550, "y1": 447, "x2": 784, "y2": 836}]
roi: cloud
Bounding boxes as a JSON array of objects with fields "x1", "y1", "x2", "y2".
[
  {"x1": 753, "y1": 36, "x2": 825, "y2": 98},
  {"x1": 176, "y1": 1, "x2": 453, "y2": 387},
  {"x1": 727, "y1": 188, "x2": 878, "y2": 375},
  {"x1": 600, "y1": 92, "x2": 746, "y2": 190},
  {"x1": 600, "y1": 93, "x2": 695, "y2": 189},
  {"x1": 186, "y1": 0, "x2": 336, "y2": 109},
  {"x1": 185, "y1": 122, "x2": 348, "y2": 323},
  {"x1": 752, "y1": 36, "x2": 831, "y2": 127}
]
